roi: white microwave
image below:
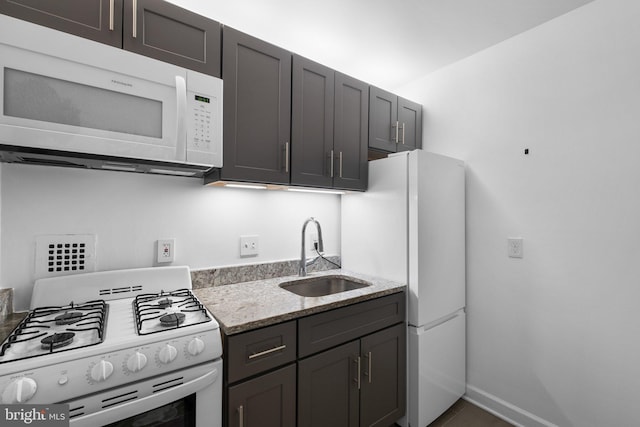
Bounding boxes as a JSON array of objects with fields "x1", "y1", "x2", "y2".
[{"x1": 0, "y1": 15, "x2": 222, "y2": 177}]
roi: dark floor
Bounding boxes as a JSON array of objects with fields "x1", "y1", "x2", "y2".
[{"x1": 427, "y1": 399, "x2": 514, "y2": 427}]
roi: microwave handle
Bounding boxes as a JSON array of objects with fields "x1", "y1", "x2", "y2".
[{"x1": 175, "y1": 75, "x2": 187, "y2": 162}]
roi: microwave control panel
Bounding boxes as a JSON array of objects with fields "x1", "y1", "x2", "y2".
[
  {"x1": 189, "y1": 94, "x2": 214, "y2": 148},
  {"x1": 186, "y1": 72, "x2": 223, "y2": 167}
]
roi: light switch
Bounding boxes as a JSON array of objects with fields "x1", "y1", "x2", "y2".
[{"x1": 240, "y1": 235, "x2": 259, "y2": 257}]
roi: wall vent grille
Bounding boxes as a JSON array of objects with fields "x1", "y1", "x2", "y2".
[{"x1": 35, "y1": 234, "x2": 96, "y2": 279}]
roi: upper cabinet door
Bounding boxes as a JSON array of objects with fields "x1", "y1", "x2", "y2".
[
  {"x1": 397, "y1": 97, "x2": 422, "y2": 152},
  {"x1": 334, "y1": 73, "x2": 369, "y2": 191},
  {"x1": 222, "y1": 27, "x2": 292, "y2": 185},
  {"x1": 369, "y1": 85, "x2": 423, "y2": 154},
  {"x1": 122, "y1": 0, "x2": 221, "y2": 77},
  {"x1": 369, "y1": 86, "x2": 398, "y2": 152},
  {"x1": 291, "y1": 55, "x2": 335, "y2": 188},
  {"x1": 0, "y1": 0, "x2": 123, "y2": 47}
]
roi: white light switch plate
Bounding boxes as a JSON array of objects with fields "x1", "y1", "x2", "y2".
[{"x1": 240, "y1": 235, "x2": 259, "y2": 257}]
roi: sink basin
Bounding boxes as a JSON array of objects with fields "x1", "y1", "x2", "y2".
[{"x1": 279, "y1": 276, "x2": 370, "y2": 297}]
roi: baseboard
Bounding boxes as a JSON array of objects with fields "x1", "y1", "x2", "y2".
[{"x1": 464, "y1": 385, "x2": 558, "y2": 427}]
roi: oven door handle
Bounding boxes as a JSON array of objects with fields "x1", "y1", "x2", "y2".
[{"x1": 71, "y1": 365, "x2": 220, "y2": 427}]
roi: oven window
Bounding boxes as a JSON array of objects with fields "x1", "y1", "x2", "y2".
[{"x1": 104, "y1": 394, "x2": 196, "y2": 427}]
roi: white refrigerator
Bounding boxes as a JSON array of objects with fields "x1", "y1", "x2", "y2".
[{"x1": 341, "y1": 149, "x2": 466, "y2": 427}]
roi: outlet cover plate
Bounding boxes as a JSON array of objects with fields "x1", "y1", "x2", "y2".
[{"x1": 508, "y1": 238, "x2": 524, "y2": 258}]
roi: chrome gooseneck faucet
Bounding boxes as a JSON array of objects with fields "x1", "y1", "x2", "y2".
[{"x1": 299, "y1": 217, "x2": 324, "y2": 277}]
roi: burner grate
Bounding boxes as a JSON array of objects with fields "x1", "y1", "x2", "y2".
[
  {"x1": 0, "y1": 300, "x2": 107, "y2": 363},
  {"x1": 133, "y1": 289, "x2": 211, "y2": 335}
]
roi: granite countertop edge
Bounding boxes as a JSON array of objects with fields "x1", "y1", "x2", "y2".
[
  {"x1": 0, "y1": 312, "x2": 28, "y2": 344},
  {"x1": 193, "y1": 269, "x2": 406, "y2": 335}
]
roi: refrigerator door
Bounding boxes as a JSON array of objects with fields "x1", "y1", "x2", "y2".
[
  {"x1": 341, "y1": 152, "x2": 409, "y2": 282},
  {"x1": 408, "y1": 150, "x2": 465, "y2": 327},
  {"x1": 408, "y1": 311, "x2": 466, "y2": 427}
]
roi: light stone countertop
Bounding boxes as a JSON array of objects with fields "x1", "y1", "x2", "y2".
[{"x1": 194, "y1": 269, "x2": 406, "y2": 335}]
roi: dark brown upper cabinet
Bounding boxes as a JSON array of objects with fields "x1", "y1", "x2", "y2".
[
  {"x1": 0, "y1": 0, "x2": 123, "y2": 47},
  {"x1": 291, "y1": 56, "x2": 335, "y2": 188},
  {"x1": 220, "y1": 27, "x2": 292, "y2": 185},
  {"x1": 291, "y1": 55, "x2": 368, "y2": 191},
  {"x1": 333, "y1": 72, "x2": 369, "y2": 190},
  {"x1": 369, "y1": 86, "x2": 422, "y2": 153},
  {"x1": 0, "y1": 0, "x2": 221, "y2": 77},
  {"x1": 122, "y1": 0, "x2": 221, "y2": 77}
]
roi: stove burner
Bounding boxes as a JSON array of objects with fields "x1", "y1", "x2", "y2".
[
  {"x1": 55, "y1": 311, "x2": 84, "y2": 325},
  {"x1": 159, "y1": 313, "x2": 186, "y2": 327},
  {"x1": 40, "y1": 332, "x2": 75, "y2": 350},
  {"x1": 156, "y1": 298, "x2": 172, "y2": 308}
]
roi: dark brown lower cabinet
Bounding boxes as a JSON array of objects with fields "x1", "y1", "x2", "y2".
[
  {"x1": 298, "y1": 323, "x2": 406, "y2": 427},
  {"x1": 227, "y1": 364, "x2": 296, "y2": 427},
  {"x1": 359, "y1": 323, "x2": 407, "y2": 427},
  {"x1": 222, "y1": 293, "x2": 406, "y2": 427},
  {"x1": 298, "y1": 341, "x2": 360, "y2": 427}
]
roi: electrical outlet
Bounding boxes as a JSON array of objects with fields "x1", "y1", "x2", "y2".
[
  {"x1": 507, "y1": 238, "x2": 523, "y2": 258},
  {"x1": 157, "y1": 239, "x2": 175, "y2": 263},
  {"x1": 240, "y1": 235, "x2": 259, "y2": 257}
]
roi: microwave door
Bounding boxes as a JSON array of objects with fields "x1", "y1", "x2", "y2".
[{"x1": 0, "y1": 43, "x2": 178, "y2": 163}]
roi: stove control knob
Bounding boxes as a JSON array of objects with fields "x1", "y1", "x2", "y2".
[
  {"x1": 2, "y1": 377, "x2": 38, "y2": 403},
  {"x1": 90, "y1": 360, "x2": 114, "y2": 382},
  {"x1": 187, "y1": 337, "x2": 205, "y2": 356},
  {"x1": 158, "y1": 344, "x2": 178, "y2": 364},
  {"x1": 126, "y1": 351, "x2": 148, "y2": 373}
]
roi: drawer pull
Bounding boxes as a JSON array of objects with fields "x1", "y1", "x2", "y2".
[
  {"x1": 354, "y1": 356, "x2": 361, "y2": 390},
  {"x1": 248, "y1": 344, "x2": 286, "y2": 360},
  {"x1": 366, "y1": 351, "x2": 372, "y2": 383},
  {"x1": 238, "y1": 405, "x2": 244, "y2": 427}
]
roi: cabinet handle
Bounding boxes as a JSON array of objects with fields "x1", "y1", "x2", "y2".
[
  {"x1": 238, "y1": 405, "x2": 244, "y2": 427},
  {"x1": 365, "y1": 351, "x2": 372, "y2": 383},
  {"x1": 248, "y1": 344, "x2": 286, "y2": 360},
  {"x1": 339, "y1": 152, "x2": 343, "y2": 178},
  {"x1": 284, "y1": 142, "x2": 290, "y2": 173},
  {"x1": 354, "y1": 356, "x2": 361, "y2": 390},
  {"x1": 391, "y1": 122, "x2": 397, "y2": 143},
  {"x1": 401, "y1": 122, "x2": 406, "y2": 145},
  {"x1": 330, "y1": 150, "x2": 334, "y2": 178},
  {"x1": 109, "y1": 0, "x2": 114, "y2": 31},
  {"x1": 132, "y1": 0, "x2": 137, "y2": 38}
]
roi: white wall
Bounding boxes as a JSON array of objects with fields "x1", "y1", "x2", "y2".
[
  {"x1": 0, "y1": 164, "x2": 341, "y2": 311},
  {"x1": 398, "y1": 0, "x2": 640, "y2": 426}
]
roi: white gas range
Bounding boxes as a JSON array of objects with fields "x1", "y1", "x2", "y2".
[{"x1": 0, "y1": 266, "x2": 222, "y2": 427}]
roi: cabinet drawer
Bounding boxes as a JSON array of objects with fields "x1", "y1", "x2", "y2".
[
  {"x1": 227, "y1": 320, "x2": 296, "y2": 383},
  {"x1": 298, "y1": 292, "x2": 405, "y2": 358}
]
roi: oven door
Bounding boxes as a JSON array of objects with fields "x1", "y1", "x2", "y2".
[{"x1": 67, "y1": 359, "x2": 221, "y2": 427}]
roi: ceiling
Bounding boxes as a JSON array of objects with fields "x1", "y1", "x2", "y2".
[{"x1": 169, "y1": 0, "x2": 596, "y2": 91}]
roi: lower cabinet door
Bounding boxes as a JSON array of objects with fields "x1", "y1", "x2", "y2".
[
  {"x1": 228, "y1": 364, "x2": 296, "y2": 427},
  {"x1": 360, "y1": 323, "x2": 407, "y2": 427},
  {"x1": 298, "y1": 340, "x2": 360, "y2": 427}
]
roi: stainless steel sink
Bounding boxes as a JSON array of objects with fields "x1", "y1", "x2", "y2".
[{"x1": 279, "y1": 276, "x2": 370, "y2": 297}]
